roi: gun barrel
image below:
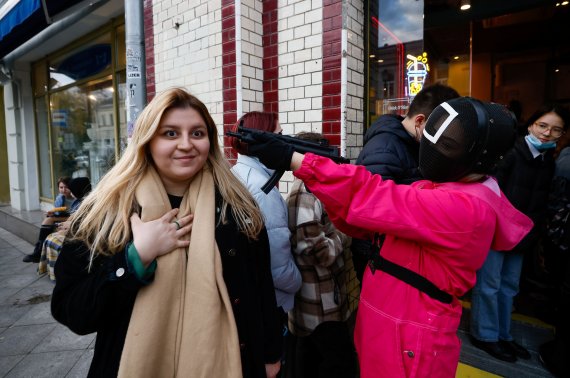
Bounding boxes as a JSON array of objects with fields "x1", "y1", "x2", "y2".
[{"x1": 225, "y1": 127, "x2": 349, "y2": 164}]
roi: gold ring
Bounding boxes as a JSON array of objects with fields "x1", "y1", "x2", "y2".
[{"x1": 173, "y1": 220, "x2": 181, "y2": 230}]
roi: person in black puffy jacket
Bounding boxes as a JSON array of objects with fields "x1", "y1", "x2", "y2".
[{"x1": 351, "y1": 84, "x2": 459, "y2": 282}]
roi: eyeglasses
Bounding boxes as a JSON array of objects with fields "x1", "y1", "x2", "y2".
[{"x1": 533, "y1": 122, "x2": 565, "y2": 138}]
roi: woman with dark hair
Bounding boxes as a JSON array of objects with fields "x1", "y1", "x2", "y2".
[
  {"x1": 229, "y1": 97, "x2": 533, "y2": 377},
  {"x1": 231, "y1": 112, "x2": 302, "y2": 318},
  {"x1": 38, "y1": 177, "x2": 92, "y2": 280},
  {"x1": 23, "y1": 176, "x2": 73, "y2": 263},
  {"x1": 52, "y1": 89, "x2": 282, "y2": 377},
  {"x1": 230, "y1": 112, "x2": 302, "y2": 375},
  {"x1": 470, "y1": 103, "x2": 570, "y2": 362}
]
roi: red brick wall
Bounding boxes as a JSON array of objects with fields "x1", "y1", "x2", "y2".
[
  {"x1": 222, "y1": 0, "x2": 238, "y2": 160},
  {"x1": 262, "y1": 0, "x2": 279, "y2": 114},
  {"x1": 144, "y1": 0, "x2": 155, "y2": 102},
  {"x1": 322, "y1": 0, "x2": 342, "y2": 146},
  {"x1": 223, "y1": 1, "x2": 281, "y2": 160}
]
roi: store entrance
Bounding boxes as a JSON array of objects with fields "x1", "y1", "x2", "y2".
[
  {"x1": 366, "y1": 0, "x2": 570, "y2": 126},
  {"x1": 424, "y1": 0, "x2": 570, "y2": 122}
]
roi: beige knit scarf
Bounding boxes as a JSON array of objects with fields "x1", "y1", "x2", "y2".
[{"x1": 118, "y1": 166, "x2": 242, "y2": 378}]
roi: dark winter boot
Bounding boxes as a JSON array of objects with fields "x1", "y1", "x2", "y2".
[{"x1": 22, "y1": 225, "x2": 54, "y2": 263}]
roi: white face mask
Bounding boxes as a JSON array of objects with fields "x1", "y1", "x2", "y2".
[{"x1": 525, "y1": 133, "x2": 556, "y2": 151}]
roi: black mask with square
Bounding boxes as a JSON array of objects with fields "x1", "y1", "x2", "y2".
[{"x1": 419, "y1": 97, "x2": 517, "y2": 182}]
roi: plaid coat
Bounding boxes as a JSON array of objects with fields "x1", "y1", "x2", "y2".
[{"x1": 286, "y1": 179, "x2": 351, "y2": 337}]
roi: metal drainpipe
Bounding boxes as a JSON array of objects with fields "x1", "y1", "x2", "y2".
[
  {"x1": 125, "y1": 0, "x2": 146, "y2": 139},
  {"x1": 0, "y1": 0, "x2": 111, "y2": 69}
]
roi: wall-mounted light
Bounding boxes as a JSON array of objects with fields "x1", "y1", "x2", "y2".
[
  {"x1": 378, "y1": 59, "x2": 384, "y2": 63},
  {"x1": 460, "y1": 0, "x2": 471, "y2": 11},
  {"x1": 555, "y1": 68, "x2": 560, "y2": 73},
  {"x1": 453, "y1": 56, "x2": 460, "y2": 60}
]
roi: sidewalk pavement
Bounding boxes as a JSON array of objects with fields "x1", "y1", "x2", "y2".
[{"x1": 0, "y1": 227, "x2": 93, "y2": 378}]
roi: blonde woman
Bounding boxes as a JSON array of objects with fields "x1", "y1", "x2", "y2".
[{"x1": 51, "y1": 88, "x2": 282, "y2": 378}]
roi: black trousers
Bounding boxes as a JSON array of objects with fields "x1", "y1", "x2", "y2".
[{"x1": 293, "y1": 321, "x2": 357, "y2": 378}]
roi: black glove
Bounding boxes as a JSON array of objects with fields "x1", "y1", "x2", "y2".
[{"x1": 246, "y1": 132, "x2": 295, "y2": 171}]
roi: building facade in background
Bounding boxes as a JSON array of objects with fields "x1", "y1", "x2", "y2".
[{"x1": 1, "y1": 0, "x2": 568, "y2": 213}]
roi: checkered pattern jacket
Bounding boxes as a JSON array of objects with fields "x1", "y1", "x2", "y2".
[{"x1": 286, "y1": 179, "x2": 351, "y2": 337}]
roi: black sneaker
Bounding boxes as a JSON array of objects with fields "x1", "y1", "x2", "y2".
[
  {"x1": 500, "y1": 339, "x2": 531, "y2": 360},
  {"x1": 469, "y1": 336, "x2": 517, "y2": 362},
  {"x1": 22, "y1": 253, "x2": 40, "y2": 263}
]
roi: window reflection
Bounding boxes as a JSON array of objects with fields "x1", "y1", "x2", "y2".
[
  {"x1": 49, "y1": 34, "x2": 112, "y2": 90},
  {"x1": 369, "y1": 0, "x2": 425, "y2": 124},
  {"x1": 376, "y1": 0, "x2": 423, "y2": 47},
  {"x1": 50, "y1": 77, "x2": 117, "y2": 184}
]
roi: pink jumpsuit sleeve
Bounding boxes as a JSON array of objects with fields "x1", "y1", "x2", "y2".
[{"x1": 294, "y1": 154, "x2": 491, "y2": 252}]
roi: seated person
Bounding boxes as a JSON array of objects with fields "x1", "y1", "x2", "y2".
[
  {"x1": 38, "y1": 177, "x2": 92, "y2": 280},
  {"x1": 23, "y1": 176, "x2": 73, "y2": 263}
]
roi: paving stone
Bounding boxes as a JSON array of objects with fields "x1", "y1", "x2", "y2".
[
  {"x1": 33, "y1": 323, "x2": 95, "y2": 353},
  {"x1": 65, "y1": 348, "x2": 94, "y2": 377},
  {"x1": 13, "y1": 301, "x2": 56, "y2": 327},
  {"x1": 0, "y1": 288, "x2": 21, "y2": 306},
  {"x1": 5, "y1": 285, "x2": 55, "y2": 307},
  {"x1": 0, "y1": 355, "x2": 25, "y2": 376},
  {"x1": 0, "y1": 323, "x2": 57, "y2": 357},
  {"x1": 3, "y1": 350, "x2": 83, "y2": 378},
  {"x1": 0, "y1": 304, "x2": 33, "y2": 328}
]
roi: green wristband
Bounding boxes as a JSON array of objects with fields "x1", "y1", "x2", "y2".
[{"x1": 127, "y1": 242, "x2": 157, "y2": 280}]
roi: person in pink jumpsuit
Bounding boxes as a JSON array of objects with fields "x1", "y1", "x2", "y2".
[{"x1": 234, "y1": 97, "x2": 534, "y2": 378}]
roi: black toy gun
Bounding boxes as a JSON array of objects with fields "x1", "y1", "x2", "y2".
[{"x1": 227, "y1": 123, "x2": 350, "y2": 194}]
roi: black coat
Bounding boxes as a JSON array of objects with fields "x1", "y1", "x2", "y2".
[
  {"x1": 494, "y1": 136, "x2": 556, "y2": 251},
  {"x1": 51, "y1": 199, "x2": 282, "y2": 378},
  {"x1": 356, "y1": 114, "x2": 421, "y2": 184},
  {"x1": 352, "y1": 115, "x2": 422, "y2": 280}
]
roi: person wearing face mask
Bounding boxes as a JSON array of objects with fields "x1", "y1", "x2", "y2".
[
  {"x1": 229, "y1": 97, "x2": 533, "y2": 378},
  {"x1": 470, "y1": 103, "x2": 570, "y2": 363}
]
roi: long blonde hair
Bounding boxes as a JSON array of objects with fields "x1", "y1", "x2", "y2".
[{"x1": 67, "y1": 88, "x2": 264, "y2": 258}]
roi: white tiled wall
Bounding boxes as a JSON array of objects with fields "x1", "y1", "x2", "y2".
[
  {"x1": 277, "y1": 0, "x2": 323, "y2": 136},
  {"x1": 344, "y1": 0, "x2": 365, "y2": 161},
  {"x1": 239, "y1": 0, "x2": 264, "y2": 114},
  {"x1": 152, "y1": 0, "x2": 225, "y2": 130}
]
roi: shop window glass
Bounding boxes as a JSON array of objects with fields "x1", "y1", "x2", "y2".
[
  {"x1": 368, "y1": 0, "x2": 425, "y2": 124},
  {"x1": 49, "y1": 76, "x2": 116, "y2": 185},
  {"x1": 49, "y1": 33, "x2": 112, "y2": 90},
  {"x1": 36, "y1": 97, "x2": 52, "y2": 199}
]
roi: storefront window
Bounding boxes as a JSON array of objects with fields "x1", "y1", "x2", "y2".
[
  {"x1": 368, "y1": 0, "x2": 426, "y2": 125},
  {"x1": 49, "y1": 76, "x2": 116, "y2": 184},
  {"x1": 367, "y1": 1, "x2": 569, "y2": 131},
  {"x1": 33, "y1": 22, "x2": 126, "y2": 202},
  {"x1": 49, "y1": 33, "x2": 112, "y2": 90}
]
